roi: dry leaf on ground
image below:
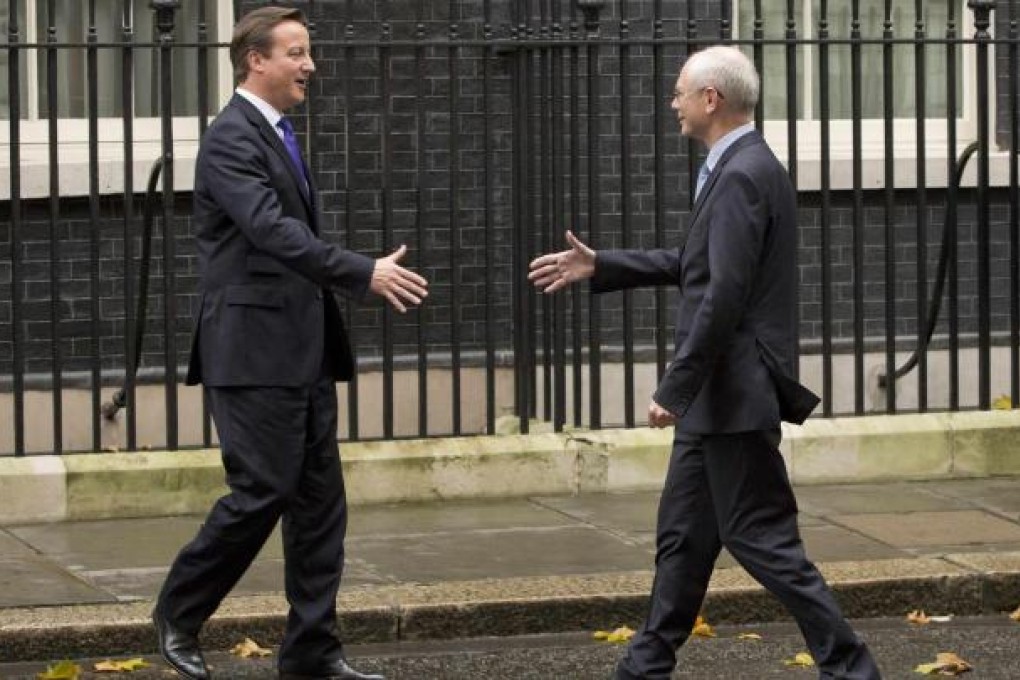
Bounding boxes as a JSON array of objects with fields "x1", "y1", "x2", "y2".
[
  {"x1": 691, "y1": 615, "x2": 716, "y2": 638},
  {"x1": 908, "y1": 610, "x2": 932, "y2": 625},
  {"x1": 908, "y1": 610, "x2": 954, "y2": 625},
  {"x1": 737, "y1": 632, "x2": 763, "y2": 641},
  {"x1": 1009, "y1": 604, "x2": 1020, "y2": 622},
  {"x1": 36, "y1": 661, "x2": 81, "y2": 680},
  {"x1": 230, "y1": 637, "x2": 273, "y2": 658},
  {"x1": 593, "y1": 626, "x2": 635, "y2": 644},
  {"x1": 914, "y1": 651, "x2": 972, "y2": 675},
  {"x1": 783, "y1": 652, "x2": 815, "y2": 668},
  {"x1": 992, "y1": 395, "x2": 1013, "y2": 410},
  {"x1": 94, "y1": 658, "x2": 149, "y2": 673}
]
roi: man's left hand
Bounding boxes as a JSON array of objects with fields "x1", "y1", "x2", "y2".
[{"x1": 648, "y1": 399, "x2": 677, "y2": 428}]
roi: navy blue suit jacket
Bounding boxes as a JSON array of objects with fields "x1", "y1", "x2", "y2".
[
  {"x1": 186, "y1": 94, "x2": 374, "y2": 388},
  {"x1": 592, "y1": 130, "x2": 813, "y2": 433}
]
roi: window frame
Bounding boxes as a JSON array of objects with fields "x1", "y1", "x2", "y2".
[
  {"x1": 731, "y1": 0, "x2": 1001, "y2": 191},
  {"x1": 1, "y1": 0, "x2": 235, "y2": 199}
]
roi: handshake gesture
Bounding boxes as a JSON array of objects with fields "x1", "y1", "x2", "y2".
[{"x1": 528, "y1": 230, "x2": 676, "y2": 429}]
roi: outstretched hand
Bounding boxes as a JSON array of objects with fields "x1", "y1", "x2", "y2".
[
  {"x1": 528, "y1": 230, "x2": 596, "y2": 293},
  {"x1": 370, "y1": 244, "x2": 429, "y2": 313}
]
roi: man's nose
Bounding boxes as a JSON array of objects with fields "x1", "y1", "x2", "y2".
[{"x1": 305, "y1": 57, "x2": 316, "y2": 73}]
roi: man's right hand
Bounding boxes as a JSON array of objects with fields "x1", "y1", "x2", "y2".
[
  {"x1": 528, "y1": 230, "x2": 596, "y2": 294},
  {"x1": 370, "y1": 244, "x2": 429, "y2": 313}
]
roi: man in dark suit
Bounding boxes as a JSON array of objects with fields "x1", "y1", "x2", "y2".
[
  {"x1": 152, "y1": 7, "x2": 426, "y2": 680},
  {"x1": 530, "y1": 46, "x2": 881, "y2": 679}
]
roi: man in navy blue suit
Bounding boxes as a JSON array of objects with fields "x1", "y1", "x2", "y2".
[
  {"x1": 152, "y1": 7, "x2": 426, "y2": 680},
  {"x1": 530, "y1": 46, "x2": 881, "y2": 679}
]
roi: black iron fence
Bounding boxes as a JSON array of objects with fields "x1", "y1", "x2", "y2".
[{"x1": 1, "y1": 0, "x2": 1018, "y2": 455}]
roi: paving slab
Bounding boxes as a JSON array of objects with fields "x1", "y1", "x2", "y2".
[
  {"x1": 530, "y1": 491, "x2": 660, "y2": 534},
  {"x1": 920, "y1": 477, "x2": 1020, "y2": 521},
  {"x1": 347, "y1": 526, "x2": 653, "y2": 583},
  {"x1": 347, "y1": 498, "x2": 576, "y2": 538},
  {"x1": 800, "y1": 524, "x2": 910, "y2": 562},
  {"x1": 793, "y1": 482, "x2": 972, "y2": 516},
  {"x1": 0, "y1": 556, "x2": 115, "y2": 608},
  {"x1": 832, "y1": 510, "x2": 1020, "y2": 548}
]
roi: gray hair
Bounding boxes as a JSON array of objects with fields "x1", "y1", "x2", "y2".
[{"x1": 682, "y1": 46, "x2": 759, "y2": 116}]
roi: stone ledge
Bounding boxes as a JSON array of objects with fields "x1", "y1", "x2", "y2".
[{"x1": 1, "y1": 411, "x2": 1018, "y2": 525}]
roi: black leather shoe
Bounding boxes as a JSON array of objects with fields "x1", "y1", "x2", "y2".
[
  {"x1": 152, "y1": 608, "x2": 209, "y2": 680},
  {"x1": 279, "y1": 658, "x2": 385, "y2": 680}
]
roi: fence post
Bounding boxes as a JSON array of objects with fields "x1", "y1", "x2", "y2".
[
  {"x1": 968, "y1": 0, "x2": 995, "y2": 410},
  {"x1": 151, "y1": 0, "x2": 180, "y2": 448}
]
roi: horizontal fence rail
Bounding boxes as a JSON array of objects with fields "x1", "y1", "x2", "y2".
[{"x1": 0, "y1": 0, "x2": 1018, "y2": 455}]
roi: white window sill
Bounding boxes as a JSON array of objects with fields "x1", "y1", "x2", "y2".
[
  {"x1": 768, "y1": 139, "x2": 1016, "y2": 192},
  {"x1": 1, "y1": 139, "x2": 200, "y2": 200}
]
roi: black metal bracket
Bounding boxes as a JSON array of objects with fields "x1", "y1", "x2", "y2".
[
  {"x1": 150, "y1": 0, "x2": 180, "y2": 37},
  {"x1": 576, "y1": 0, "x2": 607, "y2": 39}
]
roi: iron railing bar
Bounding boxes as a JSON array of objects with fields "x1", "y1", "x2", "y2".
[
  {"x1": 414, "y1": 4, "x2": 429, "y2": 437},
  {"x1": 197, "y1": 0, "x2": 212, "y2": 447},
  {"x1": 46, "y1": 0, "x2": 63, "y2": 454},
  {"x1": 448, "y1": 8, "x2": 462, "y2": 435},
  {"x1": 882, "y1": 0, "x2": 896, "y2": 414},
  {"x1": 87, "y1": 0, "x2": 102, "y2": 451},
  {"x1": 1010, "y1": 0, "x2": 1020, "y2": 407},
  {"x1": 379, "y1": 15, "x2": 394, "y2": 439},
  {"x1": 653, "y1": 0, "x2": 667, "y2": 382},
  {"x1": 914, "y1": 4, "x2": 928, "y2": 412},
  {"x1": 8, "y1": 0, "x2": 25, "y2": 456},
  {"x1": 157, "y1": 3, "x2": 179, "y2": 449},
  {"x1": 818, "y1": 1, "x2": 832, "y2": 416},
  {"x1": 483, "y1": 0, "x2": 495, "y2": 434},
  {"x1": 850, "y1": 0, "x2": 865, "y2": 415},
  {"x1": 620, "y1": 0, "x2": 635, "y2": 428},
  {"x1": 946, "y1": 6, "x2": 960, "y2": 411},
  {"x1": 342, "y1": 6, "x2": 359, "y2": 441},
  {"x1": 551, "y1": 0, "x2": 566, "y2": 433},
  {"x1": 973, "y1": 1, "x2": 992, "y2": 410}
]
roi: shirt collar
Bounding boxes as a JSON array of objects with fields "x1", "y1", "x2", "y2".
[
  {"x1": 236, "y1": 87, "x2": 284, "y2": 130},
  {"x1": 704, "y1": 121, "x2": 756, "y2": 173}
]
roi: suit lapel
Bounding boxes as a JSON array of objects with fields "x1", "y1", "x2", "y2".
[
  {"x1": 678, "y1": 131, "x2": 763, "y2": 263},
  {"x1": 231, "y1": 95, "x2": 316, "y2": 220}
]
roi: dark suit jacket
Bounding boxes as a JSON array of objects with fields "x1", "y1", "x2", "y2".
[
  {"x1": 592, "y1": 130, "x2": 815, "y2": 433},
  {"x1": 185, "y1": 94, "x2": 374, "y2": 388}
]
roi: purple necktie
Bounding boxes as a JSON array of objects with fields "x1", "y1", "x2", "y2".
[{"x1": 276, "y1": 117, "x2": 309, "y2": 194}]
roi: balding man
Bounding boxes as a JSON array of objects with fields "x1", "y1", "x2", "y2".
[{"x1": 530, "y1": 46, "x2": 881, "y2": 679}]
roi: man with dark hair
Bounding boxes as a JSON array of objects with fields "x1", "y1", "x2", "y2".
[
  {"x1": 152, "y1": 7, "x2": 426, "y2": 680},
  {"x1": 530, "y1": 46, "x2": 881, "y2": 680}
]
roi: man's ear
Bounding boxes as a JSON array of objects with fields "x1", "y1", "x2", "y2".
[{"x1": 246, "y1": 49, "x2": 264, "y2": 75}]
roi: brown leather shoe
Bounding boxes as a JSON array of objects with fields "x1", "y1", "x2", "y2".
[
  {"x1": 152, "y1": 608, "x2": 209, "y2": 680},
  {"x1": 278, "y1": 657, "x2": 384, "y2": 680}
]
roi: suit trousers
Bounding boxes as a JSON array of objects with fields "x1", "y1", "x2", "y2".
[
  {"x1": 615, "y1": 430, "x2": 881, "y2": 680},
  {"x1": 157, "y1": 376, "x2": 347, "y2": 670}
]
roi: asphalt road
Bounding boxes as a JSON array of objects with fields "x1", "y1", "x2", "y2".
[{"x1": 3, "y1": 615, "x2": 1019, "y2": 679}]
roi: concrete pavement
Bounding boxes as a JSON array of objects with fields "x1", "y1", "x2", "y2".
[{"x1": 3, "y1": 478, "x2": 1020, "y2": 663}]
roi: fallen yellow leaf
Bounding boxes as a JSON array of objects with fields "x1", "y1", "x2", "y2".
[
  {"x1": 783, "y1": 652, "x2": 815, "y2": 668},
  {"x1": 908, "y1": 610, "x2": 931, "y2": 625},
  {"x1": 913, "y1": 651, "x2": 972, "y2": 675},
  {"x1": 992, "y1": 395, "x2": 1013, "y2": 410},
  {"x1": 1009, "y1": 604, "x2": 1020, "y2": 622},
  {"x1": 94, "y1": 658, "x2": 149, "y2": 673},
  {"x1": 36, "y1": 661, "x2": 81, "y2": 680},
  {"x1": 593, "y1": 626, "x2": 635, "y2": 644},
  {"x1": 230, "y1": 637, "x2": 273, "y2": 658},
  {"x1": 691, "y1": 615, "x2": 716, "y2": 638},
  {"x1": 737, "y1": 632, "x2": 763, "y2": 641}
]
